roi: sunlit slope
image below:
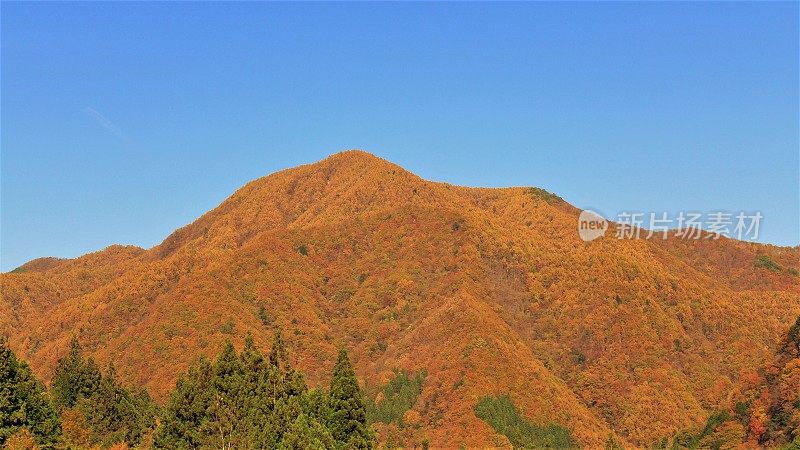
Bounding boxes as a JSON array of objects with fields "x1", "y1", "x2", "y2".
[{"x1": 2, "y1": 150, "x2": 798, "y2": 446}]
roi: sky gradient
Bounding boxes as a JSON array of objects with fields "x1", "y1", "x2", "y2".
[{"x1": 2, "y1": 2, "x2": 798, "y2": 271}]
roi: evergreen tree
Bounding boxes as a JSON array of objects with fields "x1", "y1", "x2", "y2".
[
  {"x1": 155, "y1": 335, "x2": 346, "y2": 449},
  {"x1": 239, "y1": 334, "x2": 266, "y2": 417},
  {"x1": 328, "y1": 348, "x2": 373, "y2": 449},
  {"x1": 0, "y1": 338, "x2": 61, "y2": 448},
  {"x1": 240, "y1": 334, "x2": 265, "y2": 376},
  {"x1": 303, "y1": 387, "x2": 332, "y2": 426},
  {"x1": 207, "y1": 341, "x2": 246, "y2": 449},
  {"x1": 269, "y1": 329, "x2": 289, "y2": 371},
  {"x1": 51, "y1": 336, "x2": 101, "y2": 410},
  {"x1": 154, "y1": 358, "x2": 215, "y2": 449},
  {"x1": 239, "y1": 334, "x2": 272, "y2": 447},
  {"x1": 277, "y1": 413, "x2": 335, "y2": 450},
  {"x1": 79, "y1": 361, "x2": 157, "y2": 447},
  {"x1": 255, "y1": 331, "x2": 308, "y2": 448}
]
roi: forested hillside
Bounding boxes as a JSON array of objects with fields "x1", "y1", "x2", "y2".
[
  {"x1": 1, "y1": 333, "x2": 374, "y2": 449},
  {"x1": 2, "y1": 150, "x2": 798, "y2": 448}
]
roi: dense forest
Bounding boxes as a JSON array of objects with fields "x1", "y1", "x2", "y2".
[
  {"x1": 3, "y1": 151, "x2": 799, "y2": 448},
  {"x1": 3, "y1": 315, "x2": 800, "y2": 449},
  {"x1": 1, "y1": 332, "x2": 373, "y2": 450}
]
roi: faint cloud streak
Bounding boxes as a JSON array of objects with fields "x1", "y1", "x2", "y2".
[{"x1": 84, "y1": 107, "x2": 132, "y2": 144}]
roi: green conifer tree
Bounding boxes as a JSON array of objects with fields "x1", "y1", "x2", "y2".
[
  {"x1": 257, "y1": 331, "x2": 308, "y2": 448},
  {"x1": 240, "y1": 333, "x2": 278, "y2": 447},
  {"x1": 0, "y1": 338, "x2": 61, "y2": 448},
  {"x1": 277, "y1": 413, "x2": 335, "y2": 450},
  {"x1": 80, "y1": 361, "x2": 157, "y2": 447},
  {"x1": 328, "y1": 348, "x2": 373, "y2": 449},
  {"x1": 303, "y1": 387, "x2": 332, "y2": 426},
  {"x1": 154, "y1": 358, "x2": 215, "y2": 449},
  {"x1": 51, "y1": 336, "x2": 101, "y2": 409},
  {"x1": 269, "y1": 329, "x2": 289, "y2": 371},
  {"x1": 207, "y1": 340, "x2": 245, "y2": 449},
  {"x1": 156, "y1": 336, "x2": 338, "y2": 449}
]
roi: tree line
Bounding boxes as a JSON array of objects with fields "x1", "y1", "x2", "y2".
[{"x1": 0, "y1": 333, "x2": 374, "y2": 449}]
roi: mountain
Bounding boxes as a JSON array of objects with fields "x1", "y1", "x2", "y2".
[{"x1": 2, "y1": 150, "x2": 798, "y2": 447}]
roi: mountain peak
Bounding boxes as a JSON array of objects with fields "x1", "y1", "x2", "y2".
[
  {"x1": 314, "y1": 149, "x2": 407, "y2": 175},
  {"x1": 3, "y1": 149, "x2": 799, "y2": 448},
  {"x1": 324, "y1": 148, "x2": 384, "y2": 162}
]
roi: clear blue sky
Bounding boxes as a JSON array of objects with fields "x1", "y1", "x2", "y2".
[{"x1": 2, "y1": 2, "x2": 798, "y2": 271}]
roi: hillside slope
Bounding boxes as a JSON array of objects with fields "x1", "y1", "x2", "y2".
[{"x1": 2, "y1": 150, "x2": 798, "y2": 447}]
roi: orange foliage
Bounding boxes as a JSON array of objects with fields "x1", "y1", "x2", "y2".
[
  {"x1": 3, "y1": 429, "x2": 39, "y2": 450},
  {"x1": 1, "y1": 150, "x2": 798, "y2": 447},
  {"x1": 60, "y1": 408, "x2": 92, "y2": 449}
]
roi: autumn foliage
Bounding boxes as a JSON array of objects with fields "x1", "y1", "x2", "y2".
[{"x1": 1, "y1": 150, "x2": 798, "y2": 447}]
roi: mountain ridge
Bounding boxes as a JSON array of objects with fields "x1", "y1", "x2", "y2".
[
  {"x1": 11, "y1": 150, "x2": 795, "y2": 273},
  {"x1": 2, "y1": 150, "x2": 798, "y2": 447}
]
